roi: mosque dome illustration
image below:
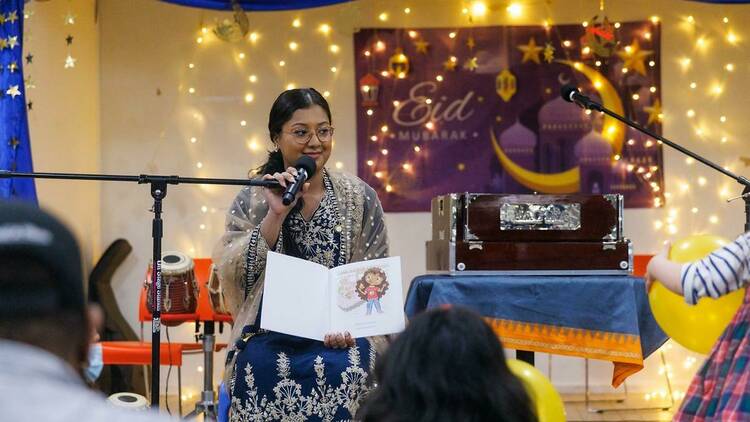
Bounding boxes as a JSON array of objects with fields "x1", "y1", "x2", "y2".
[
  {"x1": 499, "y1": 120, "x2": 537, "y2": 192},
  {"x1": 538, "y1": 96, "x2": 592, "y2": 174},
  {"x1": 575, "y1": 130, "x2": 613, "y2": 194}
]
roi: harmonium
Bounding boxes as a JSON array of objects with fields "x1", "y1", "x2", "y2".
[{"x1": 426, "y1": 193, "x2": 632, "y2": 274}]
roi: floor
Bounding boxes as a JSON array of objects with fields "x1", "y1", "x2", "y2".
[
  {"x1": 164, "y1": 393, "x2": 680, "y2": 421},
  {"x1": 561, "y1": 393, "x2": 677, "y2": 421}
]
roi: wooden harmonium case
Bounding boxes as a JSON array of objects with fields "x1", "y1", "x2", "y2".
[{"x1": 426, "y1": 193, "x2": 632, "y2": 274}]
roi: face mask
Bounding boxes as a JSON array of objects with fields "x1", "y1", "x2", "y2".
[{"x1": 84, "y1": 343, "x2": 103, "y2": 383}]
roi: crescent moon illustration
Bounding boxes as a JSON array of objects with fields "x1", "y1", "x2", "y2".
[
  {"x1": 492, "y1": 60, "x2": 626, "y2": 193},
  {"x1": 558, "y1": 60, "x2": 626, "y2": 154}
]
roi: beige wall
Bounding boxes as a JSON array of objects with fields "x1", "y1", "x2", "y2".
[
  {"x1": 26, "y1": 1, "x2": 100, "y2": 270},
  {"x1": 23, "y1": 0, "x2": 742, "y2": 398}
]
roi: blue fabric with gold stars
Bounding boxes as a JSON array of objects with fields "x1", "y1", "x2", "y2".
[{"x1": 0, "y1": 0, "x2": 36, "y2": 202}]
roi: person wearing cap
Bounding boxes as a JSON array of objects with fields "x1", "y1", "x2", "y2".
[{"x1": 0, "y1": 200, "x2": 173, "y2": 422}]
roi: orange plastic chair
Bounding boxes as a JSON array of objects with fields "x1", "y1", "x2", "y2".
[
  {"x1": 101, "y1": 340, "x2": 187, "y2": 414},
  {"x1": 103, "y1": 258, "x2": 232, "y2": 416},
  {"x1": 633, "y1": 254, "x2": 654, "y2": 278}
]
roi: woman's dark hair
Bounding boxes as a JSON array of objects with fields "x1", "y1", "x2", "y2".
[
  {"x1": 257, "y1": 88, "x2": 332, "y2": 176},
  {"x1": 357, "y1": 307, "x2": 537, "y2": 422}
]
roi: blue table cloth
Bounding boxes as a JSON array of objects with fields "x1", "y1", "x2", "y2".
[{"x1": 405, "y1": 274, "x2": 668, "y2": 386}]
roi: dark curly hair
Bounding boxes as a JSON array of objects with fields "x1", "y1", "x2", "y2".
[
  {"x1": 357, "y1": 307, "x2": 537, "y2": 422},
  {"x1": 356, "y1": 267, "x2": 389, "y2": 301}
]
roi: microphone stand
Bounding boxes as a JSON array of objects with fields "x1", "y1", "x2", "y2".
[
  {"x1": 0, "y1": 170, "x2": 279, "y2": 411},
  {"x1": 568, "y1": 97, "x2": 750, "y2": 234}
]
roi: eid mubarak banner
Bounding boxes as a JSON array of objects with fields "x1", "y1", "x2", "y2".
[{"x1": 354, "y1": 21, "x2": 663, "y2": 212}]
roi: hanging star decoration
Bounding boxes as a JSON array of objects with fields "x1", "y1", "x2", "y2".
[
  {"x1": 65, "y1": 35, "x2": 74, "y2": 45},
  {"x1": 6, "y1": 85, "x2": 21, "y2": 99},
  {"x1": 580, "y1": 15, "x2": 616, "y2": 58},
  {"x1": 414, "y1": 39, "x2": 430, "y2": 54},
  {"x1": 443, "y1": 56, "x2": 458, "y2": 71},
  {"x1": 7, "y1": 36, "x2": 18, "y2": 49},
  {"x1": 64, "y1": 55, "x2": 77, "y2": 68},
  {"x1": 518, "y1": 37, "x2": 544, "y2": 64},
  {"x1": 6, "y1": 11, "x2": 18, "y2": 24},
  {"x1": 27, "y1": 102, "x2": 33, "y2": 111},
  {"x1": 466, "y1": 36, "x2": 476, "y2": 50},
  {"x1": 616, "y1": 39, "x2": 653, "y2": 76},
  {"x1": 64, "y1": 11, "x2": 76, "y2": 25},
  {"x1": 25, "y1": 53, "x2": 33, "y2": 64},
  {"x1": 464, "y1": 56, "x2": 478, "y2": 71},
  {"x1": 24, "y1": 76, "x2": 35, "y2": 90},
  {"x1": 643, "y1": 99, "x2": 662, "y2": 125},
  {"x1": 543, "y1": 42, "x2": 556, "y2": 63},
  {"x1": 8, "y1": 61, "x2": 18, "y2": 73}
]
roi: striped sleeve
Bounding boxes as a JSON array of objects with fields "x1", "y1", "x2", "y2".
[{"x1": 680, "y1": 232, "x2": 750, "y2": 304}]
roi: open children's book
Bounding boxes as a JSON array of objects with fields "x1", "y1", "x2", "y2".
[{"x1": 261, "y1": 251, "x2": 406, "y2": 341}]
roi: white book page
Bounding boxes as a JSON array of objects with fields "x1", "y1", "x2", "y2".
[
  {"x1": 329, "y1": 256, "x2": 405, "y2": 338},
  {"x1": 260, "y1": 251, "x2": 329, "y2": 341}
]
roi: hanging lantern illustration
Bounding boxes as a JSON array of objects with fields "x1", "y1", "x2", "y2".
[
  {"x1": 359, "y1": 73, "x2": 381, "y2": 107},
  {"x1": 388, "y1": 48, "x2": 410, "y2": 79},
  {"x1": 496, "y1": 69, "x2": 517, "y2": 102}
]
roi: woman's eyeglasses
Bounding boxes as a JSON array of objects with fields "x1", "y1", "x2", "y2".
[{"x1": 285, "y1": 126, "x2": 335, "y2": 144}]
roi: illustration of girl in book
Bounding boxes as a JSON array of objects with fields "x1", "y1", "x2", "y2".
[{"x1": 357, "y1": 267, "x2": 389, "y2": 315}]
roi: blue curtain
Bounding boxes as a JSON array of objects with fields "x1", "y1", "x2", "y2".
[
  {"x1": 160, "y1": 0, "x2": 353, "y2": 11},
  {"x1": 0, "y1": 0, "x2": 36, "y2": 203}
]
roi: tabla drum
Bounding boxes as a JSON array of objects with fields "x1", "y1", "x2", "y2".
[
  {"x1": 145, "y1": 251, "x2": 198, "y2": 314},
  {"x1": 207, "y1": 264, "x2": 230, "y2": 315}
]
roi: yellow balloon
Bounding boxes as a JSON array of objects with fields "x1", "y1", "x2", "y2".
[
  {"x1": 648, "y1": 234, "x2": 745, "y2": 354},
  {"x1": 506, "y1": 359, "x2": 566, "y2": 422}
]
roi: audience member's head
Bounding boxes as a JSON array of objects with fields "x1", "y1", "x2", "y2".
[
  {"x1": 0, "y1": 200, "x2": 90, "y2": 374},
  {"x1": 357, "y1": 306, "x2": 537, "y2": 422}
]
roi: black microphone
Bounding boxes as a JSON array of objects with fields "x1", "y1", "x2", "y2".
[
  {"x1": 282, "y1": 156, "x2": 317, "y2": 206},
  {"x1": 560, "y1": 84, "x2": 602, "y2": 111}
]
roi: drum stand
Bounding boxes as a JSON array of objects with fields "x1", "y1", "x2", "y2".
[{"x1": 185, "y1": 321, "x2": 217, "y2": 421}]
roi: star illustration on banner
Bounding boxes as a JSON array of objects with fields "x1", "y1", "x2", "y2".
[
  {"x1": 643, "y1": 99, "x2": 662, "y2": 125},
  {"x1": 6, "y1": 85, "x2": 22, "y2": 99},
  {"x1": 543, "y1": 42, "x2": 556, "y2": 63},
  {"x1": 464, "y1": 56, "x2": 478, "y2": 71},
  {"x1": 6, "y1": 11, "x2": 18, "y2": 24},
  {"x1": 8, "y1": 61, "x2": 18, "y2": 73},
  {"x1": 518, "y1": 37, "x2": 544, "y2": 64},
  {"x1": 466, "y1": 36, "x2": 476, "y2": 50},
  {"x1": 616, "y1": 39, "x2": 653, "y2": 76},
  {"x1": 65, "y1": 34, "x2": 74, "y2": 45},
  {"x1": 414, "y1": 39, "x2": 429, "y2": 54},
  {"x1": 0, "y1": 38, "x2": 8, "y2": 50},
  {"x1": 25, "y1": 53, "x2": 33, "y2": 64},
  {"x1": 9, "y1": 137, "x2": 21, "y2": 150},
  {"x1": 443, "y1": 56, "x2": 458, "y2": 71},
  {"x1": 0, "y1": 14, "x2": 5, "y2": 25},
  {"x1": 64, "y1": 55, "x2": 77, "y2": 68},
  {"x1": 64, "y1": 12, "x2": 76, "y2": 25},
  {"x1": 7, "y1": 36, "x2": 18, "y2": 49},
  {"x1": 24, "y1": 76, "x2": 35, "y2": 89}
]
